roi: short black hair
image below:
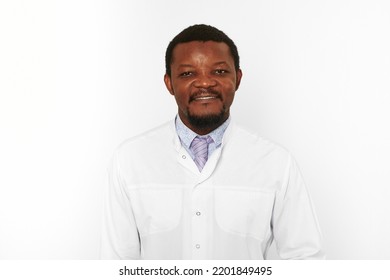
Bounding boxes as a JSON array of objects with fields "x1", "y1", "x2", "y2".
[{"x1": 165, "y1": 24, "x2": 240, "y2": 76}]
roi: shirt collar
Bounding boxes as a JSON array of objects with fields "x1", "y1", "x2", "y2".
[{"x1": 175, "y1": 115, "x2": 231, "y2": 149}]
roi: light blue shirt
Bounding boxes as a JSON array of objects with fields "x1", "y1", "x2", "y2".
[{"x1": 175, "y1": 115, "x2": 230, "y2": 161}]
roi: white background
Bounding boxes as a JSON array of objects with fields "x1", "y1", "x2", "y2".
[{"x1": 0, "y1": 0, "x2": 389, "y2": 259}]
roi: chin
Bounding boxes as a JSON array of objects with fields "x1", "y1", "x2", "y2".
[{"x1": 187, "y1": 110, "x2": 226, "y2": 130}]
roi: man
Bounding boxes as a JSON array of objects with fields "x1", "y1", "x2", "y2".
[{"x1": 101, "y1": 24, "x2": 324, "y2": 259}]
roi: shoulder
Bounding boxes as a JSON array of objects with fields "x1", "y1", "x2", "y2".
[
  {"x1": 220, "y1": 122, "x2": 299, "y2": 188},
  {"x1": 228, "y1": 123, "x2": 293, "y2": 164},
  {"x1": 115, "y1": 120, "x2": 175, "y2": 156}
]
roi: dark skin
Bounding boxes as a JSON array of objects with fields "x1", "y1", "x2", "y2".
[{"x1": 164, "y1": 41, "x2": 242, "y2": 135}]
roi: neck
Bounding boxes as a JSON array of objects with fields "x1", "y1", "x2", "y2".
[{"x1": 192, "y1": 126, "x2": 218, "y2": 136}]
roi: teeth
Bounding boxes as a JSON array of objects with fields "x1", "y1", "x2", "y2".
[{"x1": 195, "y1": 96, "x2": 215, "y2": 100}]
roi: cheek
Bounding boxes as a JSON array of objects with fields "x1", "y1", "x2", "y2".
[
  {"x1": 172, "y1": 81, "x2": 190, "y2": 95},
  {"x1": 173, "y1": 90, "x2": 189, "y2": 107},
  {"x1": 223, "y1": 80, "x2": 237, "y2": 95}
]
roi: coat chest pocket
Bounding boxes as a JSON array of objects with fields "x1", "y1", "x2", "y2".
[
  {"x1": 130, "y1": 188, "x2": 182, "y2": 236},
  {"x1": 215, "y1": 188, "x2": 275, "y2": 240}
]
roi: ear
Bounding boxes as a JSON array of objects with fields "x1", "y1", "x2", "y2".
[
  {"x1": 235, "y1": 69, "x2": 243, "y2": 90},
  {"x1": 164, "y1": 74, "x2": 174, "y2": 96}
]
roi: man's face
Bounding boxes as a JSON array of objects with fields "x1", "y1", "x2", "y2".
[{"x1": 164, "y1": 41, "x2": 242, "y2": 134}]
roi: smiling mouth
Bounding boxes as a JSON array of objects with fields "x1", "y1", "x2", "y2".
[
  {"x1": 194, "y1": 96, "x2": 217, "y2": 101},
  {"x1": 190, "y1": 94, "x2": 220, "y2": 102}
]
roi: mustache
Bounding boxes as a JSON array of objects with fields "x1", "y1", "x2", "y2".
[{"x1": 189, "y1": 89, "x2": 222, "y2": 102}]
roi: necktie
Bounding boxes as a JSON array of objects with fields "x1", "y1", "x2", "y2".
[{"x1": 190, "y1": 136, "x2": 213, "y2": 172}]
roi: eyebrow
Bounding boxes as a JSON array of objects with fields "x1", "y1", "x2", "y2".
[
  {"x1": 177, "y1": 64, "x2": 194, "y2": 68},
  {"x1": 177, "y1": 61, "x2": 230, "y2": 68},
  {"x1": 214, "y1": 61, "x2": 229, "y2": 66}
]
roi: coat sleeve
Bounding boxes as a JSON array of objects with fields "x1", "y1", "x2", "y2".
[
  {"x1": 100, "y1": 150, "x2": 141, "y2": 259},
  {"x1": 271, "y1": 154, "x2": 325, "y2": 259}
]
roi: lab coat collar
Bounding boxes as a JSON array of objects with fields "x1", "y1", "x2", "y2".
[{"x1": 171, "y1": 117, "x2": 235, "y2": 152}]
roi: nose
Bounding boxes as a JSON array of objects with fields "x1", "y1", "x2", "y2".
[{"x1": 193, "y1": 72, "x2": 217, "y2": 88}]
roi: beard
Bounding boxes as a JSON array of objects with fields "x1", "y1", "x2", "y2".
[{"x1": 186, "y1": 106, "x2": 226, "y2": 130}]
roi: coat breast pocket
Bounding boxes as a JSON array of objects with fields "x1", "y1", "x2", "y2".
[
  {"x1": 215, "y1": 187, "x2": 275, "y2": 240},
  {"x1": 130, "y1": 187, "x2": 183, "y2": 237}
]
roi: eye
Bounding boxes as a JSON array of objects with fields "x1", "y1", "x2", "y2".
[
  {"x1": 215, "y1": 69, "x2": 228, "y2": 75},
  {"x1": 179, "y1": 71, "x2": 193, "y2": 77}
]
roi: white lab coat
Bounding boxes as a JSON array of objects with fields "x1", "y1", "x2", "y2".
[{"x1": 101, "y1": 119, "x2": 324, "y2": 259}]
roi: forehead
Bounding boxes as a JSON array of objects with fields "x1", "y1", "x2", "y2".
[{"x1": 171, "y1": 41, "x2": 233, "y2": 65}]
